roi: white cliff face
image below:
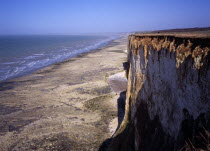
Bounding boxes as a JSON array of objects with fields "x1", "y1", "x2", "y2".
[
  {"x1": 129, "y1": 35, "x2": 210, "y2": 151},
  {"x1": 109, "y1": 35, "x2": 210, "y2": 151},
  {"x1": 133, "y1": 46, "x2": 209, "y2": 137}
]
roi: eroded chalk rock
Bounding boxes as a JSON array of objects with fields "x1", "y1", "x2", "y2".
[{"x1": 109, "y1": 34, "x2": 210, "y2": 151}]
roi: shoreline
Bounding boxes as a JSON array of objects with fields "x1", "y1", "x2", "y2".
[
  {"x1": 0, "y1": 36, "x2": 127, "y2": 150},
  {"x1": 0, "y1": 37, "x2": 119, "y2": 83}
]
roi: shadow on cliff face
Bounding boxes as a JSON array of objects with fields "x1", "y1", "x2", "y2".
[
  {"x1": 177, "y1": 109, "x2": 210, "y2": 151},
  {"x1": 98, "y1": 91, "x2": 126, "y2": 151},
  {"x1": 116, "y1": 92, "x2": 126, "y2": 130},
  {"x1": 109, "y1": 102, "x2": 210, "y2": 151}
]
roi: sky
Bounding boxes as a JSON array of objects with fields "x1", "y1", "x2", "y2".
[{"x1": 0, "y1": 0, "x2": 210, "y2": 35}]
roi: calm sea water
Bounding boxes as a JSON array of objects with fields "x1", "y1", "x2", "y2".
[{"x1": 0, "y1": 35, "x2": 118, "y2": 81}]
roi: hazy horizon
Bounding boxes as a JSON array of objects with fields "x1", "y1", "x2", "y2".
[{"x1": 0, "y1": 0, "x2": 210, "y2": 35}]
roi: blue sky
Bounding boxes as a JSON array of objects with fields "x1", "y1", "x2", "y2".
[{"x1": 0, "y1": 0, "x2": 210, "y2": 34}]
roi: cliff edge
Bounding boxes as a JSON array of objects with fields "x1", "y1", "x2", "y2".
[{"x1": 108, "y1": 33, "x2": 210, "y2": 151}]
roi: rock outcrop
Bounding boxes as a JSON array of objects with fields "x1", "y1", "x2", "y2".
[{"x1": 109, "y1": 34, "x2": 210, "y2": 151}]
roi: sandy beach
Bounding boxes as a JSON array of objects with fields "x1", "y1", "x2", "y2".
[{"x1": 0, "y1": 37, "x2": 127, "y2": 151}]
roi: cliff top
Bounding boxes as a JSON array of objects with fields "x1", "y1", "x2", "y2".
[
  {"x1": 132, "y1": 33, "x2": 210, "y2": 38},
  {"x1": 129, "y1": 28, "x2": 210, "y2": 70},
  {"x1": 134, "y1": 27, "x2": 210, "y2": 38}
]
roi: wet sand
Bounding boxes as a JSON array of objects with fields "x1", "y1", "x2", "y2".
[{"x1": 0, "y1": 37, "x2": 127, "y2": 151}]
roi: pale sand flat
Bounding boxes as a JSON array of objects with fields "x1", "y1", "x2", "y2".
[{"x1": 0, "y1": 37, "x2": 127, "y2": 151}]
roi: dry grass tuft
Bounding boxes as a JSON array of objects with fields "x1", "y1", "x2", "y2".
[{"x1": 180, "y1": 129, "x2": 210, "y2": 151}]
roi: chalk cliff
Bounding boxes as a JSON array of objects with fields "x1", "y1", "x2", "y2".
[{"x1": 109, "y1": 34, "x2": 210, "y2": 151}]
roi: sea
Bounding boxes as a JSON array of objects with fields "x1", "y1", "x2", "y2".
[{"x1": 0, "y1": 34, "x2": 119, "y2": 82}]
